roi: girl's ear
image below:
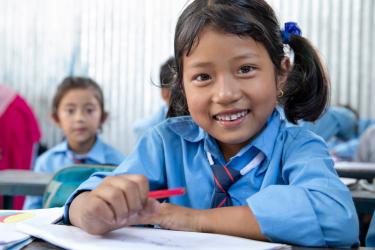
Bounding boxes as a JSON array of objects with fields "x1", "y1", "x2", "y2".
[
  {"x1": 161, "y1": 88, "x2": 171, "y2": 103},
  {"x1": 101, "y1": 111, "x2": 108, "y2": 124},
  {"x1": 277, "y1": 57, "x2": 291, "y2": 90},
  {"x1": 51, "y1": 113, "x2": 61, "y2": 127}
]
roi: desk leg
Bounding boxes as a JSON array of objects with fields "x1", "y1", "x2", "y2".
[{"x1": 3, "y1": 195, "x2": 13, "y2": 209}]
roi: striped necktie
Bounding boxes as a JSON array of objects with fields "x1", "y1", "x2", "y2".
[
  {"x1": 207, "y1": 150, "x2": 265, "y2": 208},
  {"x1": 73, "y1": 157, "x2": 86, "y2": 164},
  {"x1": 210, "y1": 163, "x2": 242, "y2": 208}
]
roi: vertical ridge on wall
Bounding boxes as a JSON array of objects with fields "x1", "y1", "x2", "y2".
[{"x1": 0, "y1": 0, "x2": 374, "y2": 154}]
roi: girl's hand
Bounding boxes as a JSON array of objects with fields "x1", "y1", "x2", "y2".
[
  {"x1": 69, "y1": 174, "x2": 159, "y2": 235},
  {"x1": 133, "y1": 203, "x2": 202, "y2": 232}
]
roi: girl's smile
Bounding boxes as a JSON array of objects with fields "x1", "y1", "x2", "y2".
[
  {"x1": 213, "y1": 109, "x2": 250, "y2": 129},
  {"x1": 183, "y1": 27, "x2": 285, "y2": 160}
]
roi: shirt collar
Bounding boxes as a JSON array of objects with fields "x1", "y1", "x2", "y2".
[
  {"x1": 166, "y1": 110, "x2": 282, "y2": 162},
  {"x1": 206, "y1": 109, "x2": 282, "y2": 164},
  {"x1": 166, "y1": 116, "x2": 205, "y2": 142},
  {"x1": 52, "y1": 136, "x2": 106, "y2": 163}
]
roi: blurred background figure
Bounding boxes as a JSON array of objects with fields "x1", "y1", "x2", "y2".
[
  {"x1": 301, "y1": 105, "x2": 360, "y2": 161},
  {"x1": 0, "y1": 84, "x2": 41, "y2": 209},
  {"x1": 23, "y1": 77, "x2": 125, "y2": 209},
  {"x1": 133, "y1": 57, "x2": 175, "y2": 140},
  {"x1": 356, "y1": 124, "x2": 375, "y2": 163}
]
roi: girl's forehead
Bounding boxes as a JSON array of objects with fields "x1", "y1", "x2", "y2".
[
  {"x1": 60, "y1": 88, "x2": 102, "y2": 104},
  {"x1": 183, "y1": 27, "x2": 267, "y2": 62}
]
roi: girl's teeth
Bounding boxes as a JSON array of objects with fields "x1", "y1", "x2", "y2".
[{"x1": 216, "y1": 110, "x2": 248, "y2": 121}]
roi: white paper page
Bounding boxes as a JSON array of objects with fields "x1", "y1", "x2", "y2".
[
  {"x1": 340, "y1": 177, "x2": 357, "y2": 186},
  {"x1": 0, "y1": 207, "x2": 63, "y2": 245},
  {"x1": 18, "y1": 224, "x2": 288, "y2": 250}
]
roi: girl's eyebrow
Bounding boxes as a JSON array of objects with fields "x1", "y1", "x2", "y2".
[
  {"x1": 231, "y1": 52, "x2": 260, "y2": 60},
  {"x1": 187, "y1": 52, "x2": 261, "y2": 68},
  {"x1": 63, "y1": 103, "x2": 76, "y2": 107},
  {"x1": 186, "y1": 61, "x2": 213, "y2": 69}
]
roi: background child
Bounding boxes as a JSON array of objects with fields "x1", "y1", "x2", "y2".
[
  {"x1": 66, "y1": 0, "x2": 358, "y2": 247},
  {"x1": 23, "y1": 76, "x2": 125, "y2": 209},
  {"x1": 301, "y1": 105, "x2": 359, "y2": 161},
  {"x1": 133, "y1": 56, "x2": 175, "y2": 140}
]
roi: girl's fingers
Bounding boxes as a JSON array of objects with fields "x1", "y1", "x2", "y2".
[
  {"x1": 91, "y1": 183, "x2": 128, "y2": 223},
  {"x1": 107, "y1": 175, "x2": 148, "y2": 213},
  {"x1": 140, "y1": 198, "x2": 161, "y2": 216},
  {"x1": 71, "y1": 192, "x2": 117, "y2": 235},
  {"x1": 92, "y1": 175, "x2": 150, "y2": 224},
  {"x1": 125, "y1": 175, "x2": 150, "y2": 206},
  {"x1": 128, "y1": 199, "x2": 161, "y2": 225}
]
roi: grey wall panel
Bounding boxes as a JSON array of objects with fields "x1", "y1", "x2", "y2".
[{"x1": 0, "y1": 0, "x2": 374, "y2": 154}]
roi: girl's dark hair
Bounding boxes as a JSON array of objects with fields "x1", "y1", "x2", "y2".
[
  {"x1": 52, "y1": 76, "x2": 106, "y2": 117},
  {"x1": 159, "y1": 56, "x2": 176, "y2": 88},
  {"x1": 167, "y1": 0, "x2": 330, "y2": 124}
]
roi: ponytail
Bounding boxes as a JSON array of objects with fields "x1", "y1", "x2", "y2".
[
  {"x1": 166, "y1": 78, "x2": 189, "y2": 118},
  {"x1": 279, "y1": 35, "x2": 330, "y2": 124}
]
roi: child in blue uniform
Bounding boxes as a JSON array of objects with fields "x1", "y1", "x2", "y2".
[
  {"x1": 24, "y1": 77, "x2": 125, "y2": 209},
  {"x1": 65, "y1": 0, "x2": 358, "y2": 247},
  {"x1": 133, "y1": 57, "x2": 175, "y2": 140}
]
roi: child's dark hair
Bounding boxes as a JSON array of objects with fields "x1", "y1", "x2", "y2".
[
  {"x1": 159, "y1": 57, "x2": 176, "y2": 88},
  {"x1": 52, "y1": 76, "x2": 106, "y2": 118},
  {"x1": 167, "y1": 0, "x2": 330, "y2": 124}
]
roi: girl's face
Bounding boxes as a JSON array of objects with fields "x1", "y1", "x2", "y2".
[
  {"x1": 55, "y1": 88, "x2": 103, "y2": 154},
  {"x1": 182, "y1": 27, "x2": 285, "y2": 160}
]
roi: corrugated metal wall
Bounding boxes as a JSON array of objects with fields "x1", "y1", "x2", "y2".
[{"x1": 1, "y1": 0, "x2": 374, "y2": 154}]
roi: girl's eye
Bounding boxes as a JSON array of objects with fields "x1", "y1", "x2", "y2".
[
  {"x1": 238, "y1": 65, "x2": 255, "y2": 74},
  {"x1": 66, "y1": 108, "x2": 75, "y2": 115},
  {"x1": 194, "y1": 73, "x2": 211, "y2": 82},
  {"x1": 86, "y1": 108, "x2": 94, "y2": 114}
]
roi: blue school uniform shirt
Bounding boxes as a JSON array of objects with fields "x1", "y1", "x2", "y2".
[
  {"x1": 23, "y1": 137, "x2": 125, "y2": 209},
  {"x1": 366, "y1": 212, "x2": 375, "y2": 246},
  {"x1": 301, "y1": 106, "x2": 357, "y2": 141},
  {"x1": 64, "y1": 109, "x2": 359, "y2": 247},
  {"x1": 133, "y1": 105, "x2": 167, "y2": 140}
]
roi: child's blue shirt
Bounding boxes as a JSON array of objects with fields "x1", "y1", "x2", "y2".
[
  {"x1": 64, "y1": 109, "x2": 358, "y2": 247},
  {"x1": 23, "y1": 137, "x2": 125, "y2": 209},
  {"x1": 301, "y1": 106, "x2": 357, "y2": 141},
  {"x1": 133, "y1": 105, "x2": 168, "y2": 140}
]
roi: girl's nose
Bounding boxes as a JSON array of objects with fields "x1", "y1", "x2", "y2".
[
  {"x1": 212, "y1": 75, "x2": 242, "y2": 105},
  {"x1": 74, "y1": 110, "x2": 86, "y2": 121}
]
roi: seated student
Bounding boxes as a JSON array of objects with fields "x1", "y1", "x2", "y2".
[
  {"x1": 356, "y1": 124, "x2": 375, "y2": 163},
  {"x1": 300, "y1": 105, "x2": 359, "y2": 161},
  {"x1": 133, "y1": 57, "x2": 175, "y2": 140},
  {"x1": 65, "y1": 0, "x2": 358, "y2": 247},
  {"x1": 355, "y1": 125, "x2": 375, "y2": 246},
  {"x1": 23, "y1": 77, "x2": 125, "y2": 209},
  {"x1": 0, "y1": 84, "x2": 41, "y2": 209},
  {"x1": 329, "y1": 117, "x2": 375, "y2": 162}
]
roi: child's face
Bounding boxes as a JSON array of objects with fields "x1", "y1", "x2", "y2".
[
  {"x1": 55, "y1": 88, "x2": 103, "y2": 153},
  {"x1": 182, "y1": 28, "x2": 283, "y2": 159}
]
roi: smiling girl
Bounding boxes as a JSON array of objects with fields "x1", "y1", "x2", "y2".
[{"x1": 65, "y1": 1, "x2": 358, "y2": 247}]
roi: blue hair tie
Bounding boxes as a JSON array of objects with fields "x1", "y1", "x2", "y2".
[{"x1": 281, "y1": 22, "x2": 302, "y2": 44}]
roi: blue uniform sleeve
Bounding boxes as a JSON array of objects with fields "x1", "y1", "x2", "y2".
[
  {"x1": 366, "y1": 211, "x2": 375, "y2": 247},
  {"x1": 63, "y1": 128, "x2": 166, "y2": 224},
  {"x1": 23, "y1": 154, "x2": 48, "y2": 209},
  {"x1": 247, "y1": 130, "x2": 359, "y2": 247}
]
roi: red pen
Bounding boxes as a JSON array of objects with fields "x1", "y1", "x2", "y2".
[{"x1": 148, "y1": 187, "x2": 185, "y2": 199}]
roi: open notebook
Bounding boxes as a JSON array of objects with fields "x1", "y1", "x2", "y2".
[
  {"x1": 0, "y1": 207, "x2": 63, "y2": 250},
  {"x1": 17, "y1": 223, "x2": 289, "y2": 250}
]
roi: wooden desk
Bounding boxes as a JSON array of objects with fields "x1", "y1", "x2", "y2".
[
  {"x1": 336, "y1": 162, "x2": 375, "y2": 181},
  {"x1": 0, "y1": 170, "x2": 52, "y2": 209}
]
